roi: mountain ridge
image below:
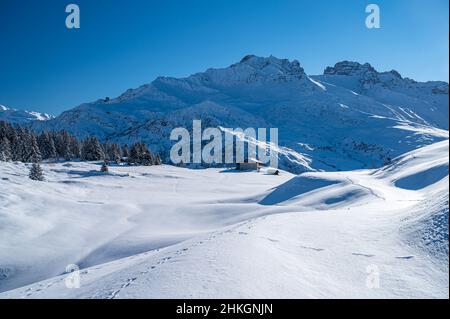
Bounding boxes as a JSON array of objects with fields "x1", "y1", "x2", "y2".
[
  {"x1": 0, "y1": 104, "x2": 54, "y2": 124},
  {"x1": 9, "y1": 55, "x2": 449, "y2": 173}
]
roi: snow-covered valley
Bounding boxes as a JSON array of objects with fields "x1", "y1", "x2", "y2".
[{"x1": 0, "y1": 140, "x2": 448, "y2": 298}]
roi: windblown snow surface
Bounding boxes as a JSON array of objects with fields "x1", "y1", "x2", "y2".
[{"x1": 0, "y1": 140, "x2": 448, "y2": 298}]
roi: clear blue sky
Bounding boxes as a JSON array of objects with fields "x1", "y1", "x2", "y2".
[{"x1": 0, "y1": 0, "x2": 448, "y2": 115}]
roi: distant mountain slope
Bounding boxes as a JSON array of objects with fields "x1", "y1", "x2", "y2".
[
  {"x1": 316, "y1": 61, "x2": 449, "y2": 129},
  {"x1": 33, "y1": 56, "x2": 449, "y2": 172},
  {"x1": 0, "y1": 105, "x2": 53, "y2": 124}
]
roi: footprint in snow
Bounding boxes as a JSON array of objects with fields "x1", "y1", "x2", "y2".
[
  {"x1": 352, "y1": 253, "x2": 375, "y2": 258},
  {"x1": 263, "y1": 237, "x2": 279, "y2": 243},
  {"x1": 123, "y1": 277, "x2": 137, "y2": 288},
  {"x1": 108, "y1": 278, "x2": 137, "y2": 299},
  {"x1": 77, "y1": 200, "x2": 104, "y2": 205},
  {"x1": 396, "y1": 255, "x2": 414, "y2": 260},
  {"x1": 301, "y1": 246, "x2": 325, "y2": 252}
]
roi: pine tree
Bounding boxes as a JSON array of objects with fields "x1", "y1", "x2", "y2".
[
  {"x1": 16, "y1": 128, "x2": 31, "y2": 162},
  {"x1": 54, "y1": 131, "x2": 71, "y2": 159},
  {"x1": 141, "y1": 150, "x2": 153, "y2": 166},
  {"x1": 128, "y1": 143, "x2": 140, "y2": 165},
  {"x1": 28, "y1": 134, "x2": 42, "y2": 163},
  {"x1": 102, "y1": 143, "x2": 111, "y2": 161},
  {"x1": 8, "y1": 127, "x2": 20, "y2": 162},
  {"x1": 0, "y1": 136, "x2": 12, "y2": 162},
  {"x1": 38, "y1": 132, "x2": 57, "y2": 161},
  {"x1": 70, "y1": 137, "x2": 81, "y2": 159},
  {"x1": 29, "y1": 162, "x2": 44, "y2": 181},
  {"x1": 141, "y1": 144, "x2": 153, "y2": 166},
  {"x1": 109, "y1": 143, "x2": 122, "y2": 164},
  {"x1": 0, "y1": 121, "x2": 8, "y2": 139},
  {"x1": 63, "y1": 142, "x2": 73, "y2": 161},
  {"x1": 154, "y1": 154, "x2": 162, "y2": 165},
  {"x1": 122, "y1": 144, "x2": 130, "y2": 161},
  {"x1": 128, "y1": 142, "x2": 153, "y2": 165},
  {"x1": 81, "y1": 137, "x2": 104, "y2": 161}
]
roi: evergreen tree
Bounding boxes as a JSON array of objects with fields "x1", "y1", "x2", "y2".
[
  {"x1": 38, "y1": 132, "x2": 57, "y2": 161},
  {"x1": 129, "y1": 142, "x2": 153, "y2": 165},
  {"x1": 142, "y1": 144, "x2": 153, "y2": 166},
  {"x1": 81, "y1": 137, "x2": 104, "y2": 161},
  {"x1": 154, "y1": 154, "x2": 162, "y2": 165},
  {"x1": 102, "y1": 143, "x2": 111, "y2": 161},
  {"x1": 69, "y1": 136, "x2": 81, "y2": 159},
  {"x1": 141, "y1": 149, "x2": 153, "y2": 166},
  {"x1": 29, "y1": 162, "x2": 44, "y2": 181},
  {"x1": 8, "y1": 127, "x2": 20, "y2": 162},
  {"x1": 16, "y1": 128, "x2": 31, "y2": 162},
  {"x1": 0, "y1": 121, "x2": 8, "y2": 139},
  {"x1": 109, "y1": 143, "x2": 122, "y2": 164},
  {"x1": 122, "y1": 144, "x2": 130, "y2": 161},
  {"x1": 0, "y1": 136, "x2": 12, "y2": 162},
  {"x1": 29, "y1": 134, "x2": 42, "y2": 163},
  {"x1": 63, "y1": 142, "x2": 73, "y2": 161},
  {"x1": 53, "y1": 132, "x2": 64, "y2": 159},
  {"x1": 54, "y1": 131, "x2": 71, "y2": 159},
  {"x1": 128, "y1": 143, "x2": 140, "y2": 165}
]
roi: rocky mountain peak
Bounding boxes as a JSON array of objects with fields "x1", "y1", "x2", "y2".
[
  {"x1": 324, "y1": 61, "x2": 377, "y2": 76},
  {"x1": 186, "y1": 55, "x2": 308, "y2": 87}
]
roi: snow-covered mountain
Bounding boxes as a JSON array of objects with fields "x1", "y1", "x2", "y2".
[
  {"x1": 33, "y1": 56, "x2": 449, "y2": 172},
  {"x1": 0, "y1": 104, "x2": 53, "y2": 124},
  {"x1": 317, "y1": 61, "x2": 449, "y2": 129},
  {"x1": 1, "y1": 56, "x2": 448, "y2": 298}
]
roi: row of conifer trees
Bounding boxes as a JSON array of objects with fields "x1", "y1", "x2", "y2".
[{"x1": 0, "y1": 121, "x2": 162, "y2": 165}]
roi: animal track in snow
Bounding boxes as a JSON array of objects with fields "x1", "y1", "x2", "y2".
[
  {"x1": 300, "y1": 246, "x2": 325, "y2": 252},
  {"x1": 396, "y1": 255, "x2": 414, "y2": 260},
  {"x1": 352, "y1": 253, "x2": 375, "y2": 257},
  {"x1": 108, "y1": 277, "x2": 137, "y2": 299}
]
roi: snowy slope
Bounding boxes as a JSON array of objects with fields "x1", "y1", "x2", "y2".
[
  {"x1": 32, "y1": 56, "x2": 449, "y2": 173},
  {"x1": 0, "y1": 104, "x2": 53, "y2": 124},
  {"x1": 0, "y1": 140, "x2": 448, "y2": 298},
  {"x1": 317, "y1": 61, "x2": 449, "y2": 129},
  {"x1": 0, "y1": 161, "x2": 295, "y2": 293}
]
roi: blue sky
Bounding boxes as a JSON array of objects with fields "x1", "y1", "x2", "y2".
[{"x1": 0, "y1": 0, "x2": 448, "y2": 115}]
